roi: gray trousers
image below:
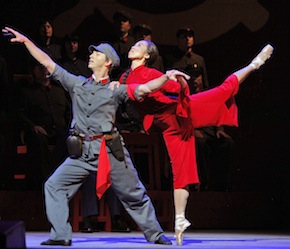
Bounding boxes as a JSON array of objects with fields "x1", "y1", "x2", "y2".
[
  {"x1": 44, "y1": 147, "x2": 163, "y2": 241},
  {"x1": 82, "y1": 173, "x2": 122, "y2": 218}
]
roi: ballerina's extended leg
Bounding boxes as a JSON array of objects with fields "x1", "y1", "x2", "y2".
[{"x1": 250, "y1": 44, "x2": 274, "y2": 70}]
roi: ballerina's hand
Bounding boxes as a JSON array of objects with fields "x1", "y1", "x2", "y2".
[
  {"x1": 108, "y1": 81, "x2": 120, "y2": 91},
  {"x1": 165, "y1": 69, "x2": 190, "y2": 82}
]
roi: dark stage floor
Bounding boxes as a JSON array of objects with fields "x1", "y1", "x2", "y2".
[{"x1": 24, "y1": 230, "x2": 290, "y2": 249}]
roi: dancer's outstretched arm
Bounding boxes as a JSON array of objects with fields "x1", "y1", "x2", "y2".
[
  {"x1": 234, "y1": 44, "x2": 274, "y2": 84},
  {"x1": 138, "y1": 70, "x2": 190, "y2": 97},
  {"x1": 2, "y1": 27, "x2": 56, "y2": 74}
]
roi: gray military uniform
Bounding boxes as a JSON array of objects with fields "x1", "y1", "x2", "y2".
[{"x1": 44, "y1": 65, "x2": 163, "y2": 241}]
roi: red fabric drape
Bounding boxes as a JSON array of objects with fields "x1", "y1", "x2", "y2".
[{"x1": 96, "y1": 137, "x2": 111, "y2": 199}]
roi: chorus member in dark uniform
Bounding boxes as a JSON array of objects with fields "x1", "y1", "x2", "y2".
[
  {"x1": 3, "y1": 26, "x2": 189, "y2": 246},
  {"x1": 0, "y1": 54, "x2": 9, "y2": 186},
  {"x1": 105, "y1": 10, "x2": 135, "y2": 79},
  {"x1": 59, "y1": 34, "x2": 91, "y2": 78},
  {"x1": 164, "y1": 26, "x2": 209, "y2": 93},
  {"x1": 17, "y1": 60, "x2": 71, "y2": 189},
  {"x1": 35, "y1": 19, "x2": 62, "y2": 61}
]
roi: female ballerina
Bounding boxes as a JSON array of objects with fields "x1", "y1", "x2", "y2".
[{"x1": 119, "y1": 40, "x2": 274, "y2": 245}]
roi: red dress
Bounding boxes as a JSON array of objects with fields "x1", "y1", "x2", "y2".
[{"x1": 123, "y1": 65, "x2": 239, "y2": 189}]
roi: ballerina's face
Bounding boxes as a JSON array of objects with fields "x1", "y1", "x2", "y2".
[{"x1": 128, "y1": 40, "x2": 149, "y2": 61}]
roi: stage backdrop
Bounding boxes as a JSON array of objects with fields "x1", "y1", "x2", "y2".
[{"x1": 0, "y1": 0, "x2": 290, "y2": 228}]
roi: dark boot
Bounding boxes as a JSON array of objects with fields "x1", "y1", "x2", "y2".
[{"x1": 111, "y1": 215, "x2": 131, "y2": 232}]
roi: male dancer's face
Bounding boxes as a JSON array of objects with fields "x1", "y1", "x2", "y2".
[{"x1": 88, "y1": 51, "x2": 108, "y2": 70}]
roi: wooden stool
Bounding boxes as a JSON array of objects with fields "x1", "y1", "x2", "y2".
[
  {"x1": 70, "y1": 191, "x2": 112, "y2": 232},
  {"x1": 14, "y1": 144, "x2": 56, "y2": 181},
  {"x1": 122, "y1": 132, "x2": 162, "y2": 190}
]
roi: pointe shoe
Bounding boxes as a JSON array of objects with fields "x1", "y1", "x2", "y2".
[
  {"x1": 250, "y1": 44, "x2": 274, "y2": 70},
  {"x1": 175, "y1": 215, "x2": 191, "y2": 246}
]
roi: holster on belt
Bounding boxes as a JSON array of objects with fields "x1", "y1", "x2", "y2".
[
  {"x1": 105, "y1": 132, "x2": 125, "y2": 161},
  {"x1": 66, "y1": 132, "x2": 82, "y2": 159}
]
